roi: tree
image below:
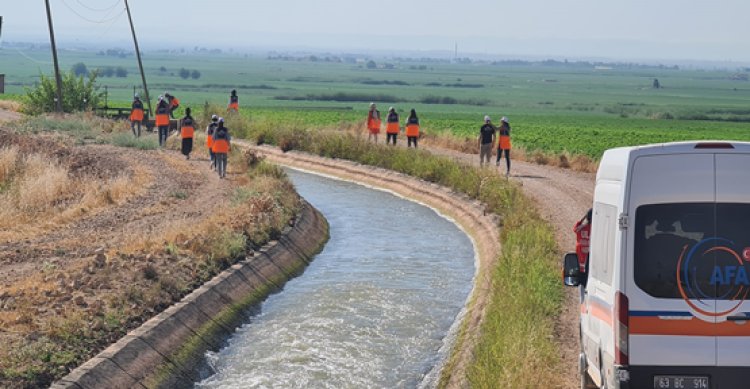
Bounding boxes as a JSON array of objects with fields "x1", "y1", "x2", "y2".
[
  {"x1": 653, "y1": 78, "x2": 661, "y2": 89},
  {"x1": 179, "y1": 68, "x2": 190, "y2": 79},
  {"x1": 100, "y1": 67, "x2": 115, "y2": 77},
  {"x1": 159, "y1": 66, "x2": 167, "y2": 73},
  {"x1": 190, "y1": 70, "x2": 201, "y2": 79},
  {"x1": 72, "y1": 62, "x2": 88, "y2": 77},
  {"x1": 366, "y1": 60, "x2": 377, "y2": 69},
  {"x1": 115, "y1": 67, "x2": 128, "y2": 78}
]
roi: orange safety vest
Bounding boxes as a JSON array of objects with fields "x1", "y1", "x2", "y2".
[
  {"x1": 181, "y1": 126, "x2": 194, "y2": 139},
  {"x1": 499, "y1": 135, "x2": 511, "y2": 150},
  {"x1": 170, "y1": 98, "x2": 180, "y2": 109},
  {"x1": 130, "y1": 108, "x2": 144, "y2": 121},
  {"x1": 386, "y1": 122, "x2": 399, "y2": 134},
  {"x1": 206, "y1": 135, "x2": 213, "y2": 148},
  {"x1": 406, "y1": 124, "x2": 420, "y2": 137},
  {"x1": 212, "y1": 138, "x2": 229, "y2": 153},
  {"x1": 155, "y1": 113, "x2": 169, "y2": 127},
  {"x1": 228, "y1": 102, "x2": 239, "y2": 111}
]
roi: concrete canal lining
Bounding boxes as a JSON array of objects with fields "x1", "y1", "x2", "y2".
[{"x1": 51, "y1": 201, "x2": 329, "y2": 389}]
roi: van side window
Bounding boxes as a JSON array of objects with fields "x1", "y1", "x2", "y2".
[
  {"x1": 590, "y1": 203, "x2": 617, "y2": 286},
  {"x1": 634, "y1": 203, "x2": 712, "y2": 299}
]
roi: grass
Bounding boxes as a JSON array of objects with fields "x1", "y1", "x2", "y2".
[
  {"x1": 111, "y1": 133, "x2": 159, "y2": 150},
  {"x1": 237, "y1": 123, "x2": 562, "y2": 387},
  {"x1": 0, "y1": 146, "x2": 139, "y2": 239}
]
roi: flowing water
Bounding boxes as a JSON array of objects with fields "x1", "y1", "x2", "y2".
[{"x1": 195, "y1": 169, "x2": 476, "y2": 388}]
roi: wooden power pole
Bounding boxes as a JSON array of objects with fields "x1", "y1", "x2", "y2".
[
  {"x1": 44, "y1": 0, "x2": 64, "y2": 113},
  {"x1": 125, "y1": 0, "x2": 152, "y2": 115}
]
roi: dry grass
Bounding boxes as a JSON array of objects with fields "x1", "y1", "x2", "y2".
[
  {"x1": 0, "y1": 149, "x2": 145, "y2": 241},
  {"x1": 0, "y1": 100, "x2": 22, "y2": 112}
]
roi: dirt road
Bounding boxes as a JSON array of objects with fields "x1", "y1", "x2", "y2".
[{"x1": 420, "y1": 142, "x2": 595, "y2": 387}]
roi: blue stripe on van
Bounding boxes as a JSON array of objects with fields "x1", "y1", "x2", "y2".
[{"x1": 629, "y1": 310, "x2": 693, "y2": 317}]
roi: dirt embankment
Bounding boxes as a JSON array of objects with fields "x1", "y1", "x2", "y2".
[{"x1": 0, "y1": 120, "x2": 300, "y2": 388}]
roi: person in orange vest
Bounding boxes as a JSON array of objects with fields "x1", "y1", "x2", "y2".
[
  {"x1": 129, "y1": 94, "x2": 144, "y2": 138},
  {"x1": 212, "y1": 118, "x2": 231, "y2": 179},
  {"x1": 385, "y1": 107, "x2": 399, "y2": 145},
  {"x1": 165, "y1": 92, "x2": 180, "y2": 118},
  {"x1": 574, "y1": 208, "x2": 592, "y2": 274},
  {"x1": 227, "y1": 89, "x2": 239, "y2": 112},
  {"x1": 180, "y1": 107, "x2": 196, "y2": 160},
  {"x1": 405, "y1": 109, "x2": 420, "y2": 148},
  {"x1": 496, "y1": 116, "x2": 512, "y2": 176},
  {"x1": 206, "y1": 115, "x2": 218, "y2": 170},
  {"x1": 366, "y1": 102, "x2": 381, "y2": 143},
  {"x1": 155, "y1": 96, "x2": 171, "y2": 147}
]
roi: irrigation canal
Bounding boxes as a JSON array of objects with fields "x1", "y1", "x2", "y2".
[{"x1": 195, "y1": 169, "x2": 476, "y2": 388}]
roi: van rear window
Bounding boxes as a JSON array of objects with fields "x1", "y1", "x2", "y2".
[{"x1": 635, "y1": 203, "x2": 750, "y2": 299}]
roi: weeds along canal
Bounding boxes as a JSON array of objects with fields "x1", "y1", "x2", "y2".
[{"x1": 195, "y1": 169, "x2": 476, "y2": 388}]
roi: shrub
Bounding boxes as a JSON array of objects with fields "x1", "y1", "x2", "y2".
[
  {"x1": 23, "y1": 71, "x2": 103, "y2": 114},
  {"x1": 71, "y1": 62, "x2": 88, "y2": 77}
]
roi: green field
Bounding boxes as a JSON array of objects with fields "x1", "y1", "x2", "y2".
[{"x1": 4, "y1": 46, "x2": 750, "y2": 158}]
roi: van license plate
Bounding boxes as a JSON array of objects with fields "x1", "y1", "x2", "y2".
[{"x1": 654, "y1": 376, "x2": 709, "y2": 389}]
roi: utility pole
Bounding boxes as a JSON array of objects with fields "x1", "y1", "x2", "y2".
[
  {"x1": 125, "y1": 0, "x2": 152, "y2": 115},
  {"x1": 44, "y1": 0, "x2": 64, "y2": 113}
]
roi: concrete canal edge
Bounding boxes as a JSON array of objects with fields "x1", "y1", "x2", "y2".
[
  {"x1": 51, "y1": 201, "x2": 329, "y2": 389},
  {"x1": 240, "y1": 143, "x2": 502, "y2": 388}
]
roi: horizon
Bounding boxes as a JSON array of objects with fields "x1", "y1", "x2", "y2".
[{"x1": 2, "y1": 0, "x2": 750, "y2": 67}]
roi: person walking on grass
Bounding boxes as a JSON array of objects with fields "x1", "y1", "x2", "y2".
[
  {"x1": 206, "y1": 114, "x2": 219, "y2": 170},
  {"x1": 212, "y1": 118, "x2": 231, "y2": 179},
  {"x1": 227, "y1": 89, "x2": 239, "y2": 112},
  {"x1": 405, "y1": 109, "x2": 420, "y2": 148},
  {"x1": 180, "y1": 108, "x2": 196, "y2": 160},
  {"x1": 366, "y1": 102, "x2": 381, "y2": 143},
  {"x1": 130, "y1": 94, "x2": 144, "y2": 138},
  {"x1": 496, "y1": 116, "x2": 512, "y2": 176},
  {"x1": 155, "y1": 96, "x2": 171, "y2": 147},
  {"x1": 478, "y1": 115, "x2": 496, "y2": 166},
  {"x1": 385, "y1": 107, "x2": 399, "y2": 145}
]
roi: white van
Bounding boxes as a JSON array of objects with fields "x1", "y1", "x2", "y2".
[{"x1": 563, "y1": 141, "x2": 750, "y2": 389}]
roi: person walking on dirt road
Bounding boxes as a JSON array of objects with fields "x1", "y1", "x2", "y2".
[
  {"x1": 405, "y1": 109, "x2": 420, "y2": 148},
  {"x1": 366, "y1": 103, "x2": 381, "y2": 143},
  {"x1": 496, "y1": 116, "x2": 512, "y2": 176},
  {"x1": 206, "y1": 115, "x2": 219, "y2": 170},
  {"x1": 212, "y1": 118, "x2": 231, "y2": 179},
  {"x1": 155, "y1": 96, "x2": 171, "y2": 147},
  {"x1": 385, "y1": 107, "x2": 399, "y2": 145},
  {"x1": 130, "y1": 94, "x2": 144, "y2": 137},
  {"x1": 180, "y1": 108, "x2": 196, "y2": 160},
  {"x1": 227, "y1": 89, "x2": 239, "y2": 113},
  {"x1": 478, "y1": 116, "x2": 496, "y2": 166}
]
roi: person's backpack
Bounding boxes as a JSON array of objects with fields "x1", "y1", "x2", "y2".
[{"x1": 214, "y1": 127, "x2": 228, "y2": 141}]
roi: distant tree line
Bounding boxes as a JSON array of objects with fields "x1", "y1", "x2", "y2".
[{"x1": 71, "y1": 62, "x2": 128, "y2": 78}]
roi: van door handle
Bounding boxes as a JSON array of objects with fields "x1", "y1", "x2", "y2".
[{"x1": 726, "y1": 316, "x2": 749, "y2": 322}]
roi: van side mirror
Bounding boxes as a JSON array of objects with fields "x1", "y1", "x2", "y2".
[{"x1": 562, "y1": 253, "x2": 582, "y2": 287}]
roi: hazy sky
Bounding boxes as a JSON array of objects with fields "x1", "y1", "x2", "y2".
[{"x1": 3, "y1": 0, "x2": 750, "y2": 62}]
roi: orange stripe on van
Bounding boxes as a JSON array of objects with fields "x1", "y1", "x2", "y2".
[
  {"x1": 631, "y1": 316, "x2": 750, "y2": 336},
  {"x1": 589, "y1": 299, "x2": 613, "y2": 327}
]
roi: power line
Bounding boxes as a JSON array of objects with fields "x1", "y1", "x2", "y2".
[
  {"x1": 15, "y1": 48, "x2": 53, "y2": 65},
  {"x1": 98, "y1": 8, "x2": 128, "y2": 38},
  {"x1": 60, "y1": 0, "x2": 125, "y2": 24},
  {"x1": 75, "y1": 0, "x2": 121, "y2": 12}
]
